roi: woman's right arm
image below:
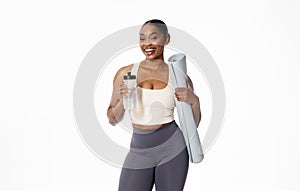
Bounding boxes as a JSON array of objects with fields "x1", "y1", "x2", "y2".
[{"x1": 107, "y1": 65, "x2": 132, "y2": 126}]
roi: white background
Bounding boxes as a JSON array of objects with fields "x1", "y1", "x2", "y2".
[{"x1": 1, "y1": 0, "x2": 299, "y2": 190}]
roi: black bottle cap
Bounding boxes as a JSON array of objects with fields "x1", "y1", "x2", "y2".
[{"x1": 123, "y1": 72, "x2": 136, "y2": 80}]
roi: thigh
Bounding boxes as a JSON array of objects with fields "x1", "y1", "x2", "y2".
[
  {"x1": 155, "y1": 147, "x2": 189, "y2": 191},
  {"x1": 118, "y1": 167, "x2": 155, "y2": 191}
]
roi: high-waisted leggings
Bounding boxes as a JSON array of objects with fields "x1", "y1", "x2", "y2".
[{"x1": 118, "y1": 120, "x2": 189, "y2": 191}]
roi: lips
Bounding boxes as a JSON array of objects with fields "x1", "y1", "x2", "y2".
[{"x1": 144, "y1": 47, "x2": 156, "y2": 56}]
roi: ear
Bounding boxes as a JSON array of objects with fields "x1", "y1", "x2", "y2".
[{"x1": 164, "y1": 33, "x2": 170, "y2": 45}]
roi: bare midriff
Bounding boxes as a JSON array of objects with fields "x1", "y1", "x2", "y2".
[{"x1": 132, "y1": 121, "x2": 174, "y2": 130}]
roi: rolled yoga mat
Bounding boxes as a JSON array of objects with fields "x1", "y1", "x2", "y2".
[{"x1": 168, "y1": 53, "x2": 204, "y2": 163}]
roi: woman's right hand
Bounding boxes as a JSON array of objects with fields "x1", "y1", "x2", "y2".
[
  {"x1": 119, "y1": 81, "x2": 128, "y2": 100},
  {"x1": 107, "y1": 64, "x2": 133, "y2": 125}
]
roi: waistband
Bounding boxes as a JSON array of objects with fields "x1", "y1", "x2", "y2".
[
  {"x1": 132, "y1": 120, "x2": 176, "y2": 134},
  {"x1": 124, "y1": 121, "x2": 187, "y2": 169},
  {"x1": 130, "y1": 120, "x2": 178, "y2": 149}
]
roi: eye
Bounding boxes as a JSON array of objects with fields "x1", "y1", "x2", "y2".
[
  {"x1": 139, "y1": 35, "x2": 145, "y2": 41},
  {"x1": 151, "y1": 36, "x2": 158, "y2": 40}
]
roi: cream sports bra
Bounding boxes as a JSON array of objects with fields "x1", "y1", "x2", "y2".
[{"x1": 129, "y1": 62, "x2": 176, "y2": 125}]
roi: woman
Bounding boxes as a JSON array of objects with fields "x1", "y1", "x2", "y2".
[{"x1": 107, "y1": 19, "x2": 201, "y2": 191}]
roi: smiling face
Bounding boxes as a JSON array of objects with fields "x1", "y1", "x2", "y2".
[{"x1": 139, "y1": 24, "x2": 169, "y2": 61}]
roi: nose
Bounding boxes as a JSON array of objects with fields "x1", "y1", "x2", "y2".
[{"x1": 141, "y1": 38, "x2": 152, "y2": 46}]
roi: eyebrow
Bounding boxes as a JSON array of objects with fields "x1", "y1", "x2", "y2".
[{"x1": 139, "y1": 32, "x2": 159, "y2": 35}]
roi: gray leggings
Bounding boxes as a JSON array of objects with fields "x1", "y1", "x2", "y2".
[{"x1": 118, "y1": 121, "x2": 189, "y2": 191}]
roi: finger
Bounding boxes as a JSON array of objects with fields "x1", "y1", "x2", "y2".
[
  {"x1": 120, "y1": 83, "x2": 128, "y2": 89},
  {"x1": 176, "y1": 88, "x2": 189, "y2": 95},
  {"x1": 120, "y1": 84, "x2": 128, "y2": 91},
  {"x1": 175, "y1": 93, "x2": 183, "y2": 101},
  {"x1": 119, "y1": 86, "x2": 128, "y2": 96},
  {"x1": 175, "y1": 91, "x2": 187, "y2": 97},
  {"x1": 175, "y1": 87, "x2": 186, "y2": 92},
  {"x1": 177, "y1": 96, "x2": 184, "y2": 101},
  {"x1": 120, "y1": 89, "x2": 128, "y2": 96},
  {"x1": 120, "y1": 87, "x2": 128, "y2": 93}
]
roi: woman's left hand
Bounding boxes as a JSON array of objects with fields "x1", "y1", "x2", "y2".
[{"x1": 175, "y1": 87, "x2": 199, "y2": 105}]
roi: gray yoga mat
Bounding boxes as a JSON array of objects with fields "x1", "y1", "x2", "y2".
[{"x1": 168, "y1": 53, "x2": 204, "y2": 163}]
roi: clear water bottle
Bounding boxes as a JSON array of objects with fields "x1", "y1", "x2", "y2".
[{"x1": 123, "y1": 72, "x2": 137, "y2": 110}]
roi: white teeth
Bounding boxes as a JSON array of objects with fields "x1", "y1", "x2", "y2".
[{"x1": 145, "y1": 48, "x2": 155, "y2": 52}]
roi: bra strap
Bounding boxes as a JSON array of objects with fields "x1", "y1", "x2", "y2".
[{"x1": 131, "y1": 62, "x2": 141, "y2": 76}]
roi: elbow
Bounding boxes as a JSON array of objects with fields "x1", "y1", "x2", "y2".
[
  {"x1": 106, "y1": 103, "x2": 125, "y2": 126},
  {"x1": 107, "y1": 109, "x2": 117, "y2": 126},
  {"x1": 109, "y1": 119, "x2": 117, "y2": 126},
  {"x1": 108, "y1": 115, "x2": 117, "y2": 126}
]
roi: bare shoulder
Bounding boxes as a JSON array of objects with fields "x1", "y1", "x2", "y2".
[{"x1": 113, "y1": 64, "x2": 134, "y2": 84}]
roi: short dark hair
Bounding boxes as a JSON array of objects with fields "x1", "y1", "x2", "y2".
[{"x1": 142, "y1": 19, "x2": 168, "y2": 36}]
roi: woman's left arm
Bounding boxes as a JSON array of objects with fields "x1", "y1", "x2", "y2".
[{"x1": 174, "y1": 75, "x2": 201, "y2": 127}]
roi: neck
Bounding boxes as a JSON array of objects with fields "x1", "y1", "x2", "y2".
[{"x1": 143, "y1": 59, "x2": 166, "y2": 70}]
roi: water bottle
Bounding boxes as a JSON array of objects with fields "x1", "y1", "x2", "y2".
[{"x1": 123, "y1": 72, "x2": 137, "y2": 110}]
